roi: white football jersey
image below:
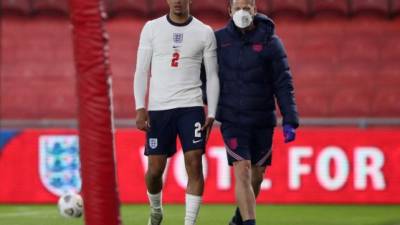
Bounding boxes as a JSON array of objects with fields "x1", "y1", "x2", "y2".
[{"x1": 137, "y1": 15, "x2": 217, "y2": 111}]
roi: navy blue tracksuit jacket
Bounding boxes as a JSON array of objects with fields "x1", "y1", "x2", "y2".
[{"x1": 214, "y1": 14, "x2": 299, "y2": 128}]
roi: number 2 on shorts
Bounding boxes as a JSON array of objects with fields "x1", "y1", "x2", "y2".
[{"x1": 194, "y1": 122, "x2": 202, "y2": 138}]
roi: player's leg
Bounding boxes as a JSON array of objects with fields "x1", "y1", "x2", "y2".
[
  {"x1": 145, "y1": 109, "x2": 177, "y2": 225},
  {"x1": 250, "y1": 127, "x2": 274, "y2": 197},
  {"x1": 183, "y1": 149, "x2": 204, "y2": 225},
  {"x1": 230, "y1": 165, "x2": 266, "y2": 225},
  {"x1": 146, "y1": 155, "x2": 167, "y2": 225},
  {"x1": 177, "y1": 107, "x2": 206, "y2": 225},
  {"x1": 251, "y1": 166, "x2": 267, "y2": 197},
  {"x1": 184, "y1": 149, "x2": 204, "y2": 195},
  {"x1": 146, "y1": 155, "x2": 168, "y2": 198},
  {"x1": 221, "y1": 123, "x2": 256, "y2": 225},
  {"x1": 231, "y1": 127, "x2": 274, "y2": 225},
  {"x1": 233, "y1": 160, "x2": 256, "y2": 225}
]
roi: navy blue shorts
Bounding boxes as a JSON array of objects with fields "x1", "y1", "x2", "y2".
[
  {"x1": 145, "y1": 107, "x2": 206, "y2": 157},
  {"x1": 220, "y1": 122, "x2": 274, "y2": 167}
]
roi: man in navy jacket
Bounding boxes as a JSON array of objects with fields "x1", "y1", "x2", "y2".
[{"x1": 215, "y1": 0, "x2": 299, "y2": 225}]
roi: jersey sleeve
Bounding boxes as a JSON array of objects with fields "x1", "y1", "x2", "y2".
[
  {"x1": 203, "y1": 26, "x2": 217, "y2": 58},
  {"x1": 202, "y1": 26, "x2": 219, "y2": 118},
  {"x1": 138, "y1": 21, "x2": 153, "y2": 50},
  {"x1": 133, "y1": 22, "x2": 153, "y2": 110}
]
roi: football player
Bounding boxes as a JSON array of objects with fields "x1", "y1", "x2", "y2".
[{"x1": 133, "y1": 0, "x2": 220, "y2": 224}]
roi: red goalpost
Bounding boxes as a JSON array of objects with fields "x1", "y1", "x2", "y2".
[{"x1": 69, "y1": 0, "x2": 122, "y2": 225}]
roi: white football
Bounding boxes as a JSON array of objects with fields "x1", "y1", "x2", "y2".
[{"x1": 58, "y1": 193, "x2": 83, "y2": 218}]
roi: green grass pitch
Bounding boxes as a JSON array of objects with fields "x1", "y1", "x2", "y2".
[{"x1": 1, "y1": 204, "x2": 400, "y2": 225}]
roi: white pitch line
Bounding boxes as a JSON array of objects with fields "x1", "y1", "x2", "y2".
[{"x1": 0, "y1": 210, "x2": 55, "y2": 218}]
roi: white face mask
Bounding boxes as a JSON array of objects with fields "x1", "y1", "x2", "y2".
[{"x1": 232, "y1": 9, "x2": 253, "y2": 29}]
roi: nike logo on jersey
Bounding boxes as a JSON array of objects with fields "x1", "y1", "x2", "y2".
[
  {"x1": 193, "y1": 139, "x2": 203, "y2": 144},
  {"x1": 173, "y1": 45, "x2": 181, "y2": 49}
]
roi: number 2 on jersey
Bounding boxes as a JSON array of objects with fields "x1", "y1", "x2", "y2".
[{"x1": 171, "y1": 52, "x2": 180, "y2": 67}]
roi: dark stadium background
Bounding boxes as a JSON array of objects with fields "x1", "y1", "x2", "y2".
[{"x1": 2, "y1": 0, "x2": 399, "y2": 124}]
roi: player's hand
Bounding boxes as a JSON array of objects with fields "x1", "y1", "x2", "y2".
[
  {"x1": 283, "y1": 124, "x2": 296, "y2": 143},
  {"x1": 201, "y1": 117, "x2": 215, "y2": 143},
  {"x1": 136, "y1": 108, "x2": 150, "y2": 132}
]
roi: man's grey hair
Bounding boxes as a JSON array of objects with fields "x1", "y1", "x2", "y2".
[{"x1": 229, "y1": 0, "x2": 256, "y2": 6}]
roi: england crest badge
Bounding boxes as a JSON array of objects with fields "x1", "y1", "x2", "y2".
[
  {"x1": 39, "y1": 135, "x2": 81, "y2": 196},
  {"x1": 173, "y1": 33, "x2": 184, "y2": 44},
  {"x1": 149, "y1": 138, "x2": 158, "y2": 149}
]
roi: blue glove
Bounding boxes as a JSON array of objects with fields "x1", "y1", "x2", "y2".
[{"x1": 283, "y1": 124, "x2": 296, "y2": 143}]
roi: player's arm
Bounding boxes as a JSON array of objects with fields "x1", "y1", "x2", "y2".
[
  {"x1": 134, "y1": 22, "x2": 153, "y2": 131},
  {"x1": 201, "y1": 27, "x2": 220, "y2": 140},
  {"x1": 270, "y1": 35, "x2": 299, "y2": 142}
]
